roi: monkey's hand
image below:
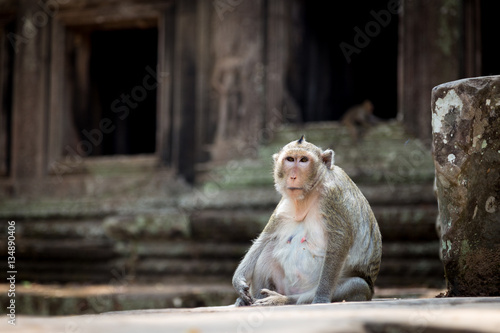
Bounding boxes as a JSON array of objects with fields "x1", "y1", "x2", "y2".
[
  {"x1": 233, "y1": 279, "x2": 253, "y2": 306},
  {"x1": 252, "y1": 289, "x2": 288, "y2": 306}
]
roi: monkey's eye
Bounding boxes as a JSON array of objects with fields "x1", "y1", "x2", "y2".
[
  {"x1": 285, "y1": 157, "x2": 294, "y2": 162},
  {"x1": 300, "y1": 157, "x2": 309, "y2": 163}
]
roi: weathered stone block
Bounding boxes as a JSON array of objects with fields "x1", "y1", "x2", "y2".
[
  {"x1": 432, "y1": 75, "x2": 500, "y2": 296},
  {"x1": 103, "y1": 210, "x2": 190, "y2": 240}
]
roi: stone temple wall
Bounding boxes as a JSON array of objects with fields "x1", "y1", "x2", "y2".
[{"x1": 0, "y1": 121, "x2": 442, "y2": 294}]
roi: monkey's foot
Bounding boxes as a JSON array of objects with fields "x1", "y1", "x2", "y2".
[{"x1": 252, "y1": 289, "x2": 289, "y2": 306}]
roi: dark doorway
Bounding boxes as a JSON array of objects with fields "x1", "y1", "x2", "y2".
[
  {"x1": 0, "y1": 22, "x2": 14, "y2": 176},
  {"x1": 481, "y1": 1, "x2": 500, "y2": 76},
  {"x1": 87, "y1": 28, "x2": 158, "y2": 156},
  {"x1": 287, "y1": 0, "x2": 399, "y2": 122}
]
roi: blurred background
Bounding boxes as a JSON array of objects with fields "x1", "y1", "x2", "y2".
[{"x1": 0, "y1": 0, "x2": 498, "y2": 315}]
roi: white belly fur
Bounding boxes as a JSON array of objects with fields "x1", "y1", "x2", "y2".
[{"x1": 271, "y1": 200, "x2": 327, "y2": 296}]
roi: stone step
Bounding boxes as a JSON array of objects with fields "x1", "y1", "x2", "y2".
[
  {"x1": 0, "y1": 283, "x2": 237, "y2": 316},
  {"x1": 0, "y1": 196, "x2": 181, "y2": 220},
  {"x1": 373, "y1": 205, "x2": 438, "y2": 241},
  {"x1": 382, "y1": 242, "x2": 440, "y2": 259},
  {"x1": 11, "y1": 219, "x2": 109, "y2": 239},
  {"x1": 378, "y1": 259, "x2": 444, "y2": 287},
  {"x1": 271, "y1": 120, "x2": 409, "y2": 144},
  {"x1": 13, "y1": 239, "x2": 116, "y2": 260},
  {"x1": 9, "y1": 259, "x2": 119, "y2": 283},
  {"x1": 198, "y1": 121, "x2": 435, "y2": 190},
  {"x1": 190, "y1": 209, "x2": 270, "y2": 242}
]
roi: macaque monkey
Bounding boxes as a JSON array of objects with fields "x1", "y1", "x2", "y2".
[
  {"x1": 232, "y1": 136, "x2": 382, "y2": 306},
  {"x1": 341, "y1": 100, "x2": 378, "y2": 143}
]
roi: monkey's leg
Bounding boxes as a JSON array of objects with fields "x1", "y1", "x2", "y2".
[
  {"x1": 252, "y1": 289, "x2": 292, "y2": 306},
  {"x1": 252, "y1": 288, "x2": 317, "y2": 306},
  {"x1": 331, "y1": 277, "x2": 373, "y2": 302}
]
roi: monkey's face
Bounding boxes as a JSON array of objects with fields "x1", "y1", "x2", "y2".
[
  {"x1": 273, "y1": 138, "x2": 334, "y2": 199},
  {"x1": 277, "y1": 149, "x2": 318, "y2": 199}
]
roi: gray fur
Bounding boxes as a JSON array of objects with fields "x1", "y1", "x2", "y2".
[{"x1": 232, "y1": 139, "x2": 382, "y2": 306}]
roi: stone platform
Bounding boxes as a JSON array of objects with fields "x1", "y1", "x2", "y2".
[
  {"x1": 0, "y1": 283, "x2": 444, "y2": 316},
  {"x1": 2, "y1": 297, "x2": 499, "y2": 333}
]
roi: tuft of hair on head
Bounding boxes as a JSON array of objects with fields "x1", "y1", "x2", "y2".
[{"x1": 297, "y1": 135, "x2": 305, "y2": 144}]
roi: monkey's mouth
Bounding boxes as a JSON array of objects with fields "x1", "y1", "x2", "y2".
[{"x1": 287, "y1": 187, "x2": 303, "y2": 191}]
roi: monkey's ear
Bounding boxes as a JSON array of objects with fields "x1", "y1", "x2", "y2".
[
  {"x1": 272, "y1": 153, "x2": 279, "y2": 163},
  {"x1": 322, "y1": 149, "x2": 335, "y2": 169}
]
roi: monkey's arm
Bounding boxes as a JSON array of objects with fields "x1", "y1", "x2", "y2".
[
  {"x1": 313, "y1": 214, "x2": 352, "y2": 304},
  {"x1": 232, "y1": 213, "x2": 280, "y2": 306},
  {"x1": 232, "y1": 234, "x2": 267, "y2": 305}
]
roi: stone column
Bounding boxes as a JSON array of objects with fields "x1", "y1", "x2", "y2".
[
  {"x1": 399, "y1": 0, "x2": 463, "y2": 142},
  {"x1": 11, "y1": 0, "x2": 51, "y2": 192},
  {"x1": 431, "y1": 76, "x2": 500, "y2": 296}
]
